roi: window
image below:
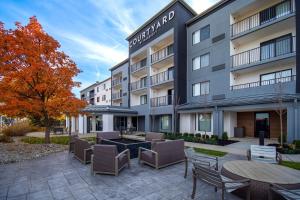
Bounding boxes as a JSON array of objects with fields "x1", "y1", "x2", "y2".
[
  {"x1": 161, "y1": 115, "x2": 170, "y2": 130},
  {"x1": 200, "y1": 25, "x2": 210, "y2": 41},
  {"x1": 192, "y1": 30, "x2": 200, "y2": 45},
  {"x1": 140, "y1": 77, "x2": 147, "y2": 88},
  {"x1": 198, "y1": 113, "x2": 211, "y2": 132},
  {"x1": 97, "y1": 97, "x2": 100, "y2": 102},
  {"x1": 260, "y1": 69, "x2": 292, "y2": 85},
  {"x1": 97, "y1": 87, "x2": 99, "y2": 92},
  {"x1": 96, "y1": 115, "x2": 103, "y2": 131},
  {"x1": 141, "y1": 58, "x2": 147, "y2": 67},
  {"x1": 103, "y1": 84, "x2": 106, "y2": 90},
  {"x1": 192, "y1": 81, "x2": 210, "y2": 96},
  {"x1": 192, "y1": 53, "x2": 210, "y2": 70},
  {"x1": 260, "y1": 1, "x2": 291, "y2": 24},
  {"x1": 102, "y1": 95, "x2": 106, "y2": 101},
  {"x1": 140, "y1": 95, "x2": 147, "y2": 105}
]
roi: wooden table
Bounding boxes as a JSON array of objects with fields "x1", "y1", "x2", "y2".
[{"x1": 221, "y1": 160, "x2": 300, "y2": 200}]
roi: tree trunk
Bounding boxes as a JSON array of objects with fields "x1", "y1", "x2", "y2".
[{"x1": 45, "y1": 126, "x2": 51, "y2": 144}]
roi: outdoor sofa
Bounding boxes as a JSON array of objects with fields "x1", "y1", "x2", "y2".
[
  {"x1": 74, "y1": 138, "x2": 93, "y2": 164},
  {"x1": 96, "y1": 131, "x2": 120, "y2": 144},
  {"x1": 138, "y1": 139, "x2": 186, "y2": 169},
  {"x1": 91, "y1": 144, "x2": 130, "y2": 176}
]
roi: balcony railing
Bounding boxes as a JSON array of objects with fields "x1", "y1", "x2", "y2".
[
  {"x1": 151, "y1": 95, "x2": 173, "y2": 107},
  {"x1": 112, "y1": 91, "x2": 122, "y2": 100},
  {"x1": 230, "y1": 75, "x2": 296, "y2": 90},
  {"x1": 130, "y1": 79, "x2": 147, "y2": 91},
  {"x1": 231, "y1": 0, "x2": 294, "y2": 37},
  {"x1": 150, "y1": 69, "x2": 174, "y2": 86},
  {"x1": 112, "y1": 78, "x2": 122, "y2": 87},
  {"x1": 151, "y1": 44, "x2": 174, "y2": 64},
  {"x1": 231, "y1": 36, "x2": 295, "y2": 68},
  {"x1": 131, "y1": 58, "x2": 147, "y2": 73}
]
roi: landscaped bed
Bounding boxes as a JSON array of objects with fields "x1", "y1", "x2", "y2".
[
  {"x1": 164, "y1": 132, "x2": 238, "y2": 146},
  {"x1": 193, "y1": 147, "x2": 227, "y2": 157}
]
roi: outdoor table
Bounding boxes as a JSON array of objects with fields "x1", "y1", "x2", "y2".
[{"x1": 221, "y1": 160, "x2": 300, "y2": 200}]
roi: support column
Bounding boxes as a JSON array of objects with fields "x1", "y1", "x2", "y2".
[
  {"x1": 145, "y1": 115, "x2": 150, "y2": 132},
  {"x1": 91, "y1": 116, "x2": 96, "y2": 132},
  {"x1": 103, "y1": 114, "x2": 114, "y2": 132},
  {"x1": 83, "y1": 115, "x2": 87, "y2": 134},
  {"x1": 78, "y1": 115, "x2": 84, "y2": 134},
  {"x1": 71, "y1": 117, "x2": 76, "y2": 133},
  {"x1": 213, "y1": 109, "x2": 224, "y2": 138},
  {"x1": 287, "y1": 99, "x2": 300, "y2": 142}
]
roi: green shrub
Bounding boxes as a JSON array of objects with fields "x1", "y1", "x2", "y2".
[
  {"x1": 278, "y1": 134, "x2": 287, "y2": 144},
  {"x1": 183, "y1": 132, "x2": 189, "y2": 137},
  {"x1": 188, "y1": 133, "x2": 195, "y2": 138},
  {"x1": 294, "y1": 140, "x2": 300, "y2": 149},
  {"x1": 211, "y1": 135, "x2": 218, "y2": 140},
  {"x1": 2, "y1": 121, "x2": 40, "y2": 137},
  {"x1": 0, "y1": 134, "x2": 13, "y2": 143},
  {"x1": 222, "y1": 132, "x2": 228, "y2": 140},
  {"x1": 21, "y1": 136, "x2": 69, "y2": 145},
  {"x1": 193, "y1": 137, "x2": 202, "y2": 143},
  {"x1": 195, "y1": 133, "x2": 201, "y2": 138}
]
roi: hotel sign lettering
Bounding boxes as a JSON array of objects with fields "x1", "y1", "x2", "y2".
[{"x1": 129, "y1": 10, "x2": 175, "y2": 49}]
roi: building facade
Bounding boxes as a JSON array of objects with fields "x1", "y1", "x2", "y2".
[{"x1": 178, "y1": 0, "x2": 300, "y2": 142}]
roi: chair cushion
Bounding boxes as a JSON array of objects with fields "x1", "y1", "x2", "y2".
[
  {"x1": 277, "y1": 189, "x2": 300, "y2": 200},
  {"x1": 141, "y1": 151, "x2": 155, "y2": 165},
  {"x1": 221, "y1": 175, "x2": 245, "y2": 193}
]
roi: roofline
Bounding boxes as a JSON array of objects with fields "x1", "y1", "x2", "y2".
[
  {"x1": 79, "y1": 77, "x2": 111, "y2": 93},
  {"x1": 186, "y1": 0, "x2": 234, "y2": 27},
  {"x1": 79, "y1": 83, "x2": 98, "y2": 93},
  {"x1": 126, "y1": 0, "x2": 197, "y2": 41},
  {"x1": 97, "y1": 77, "x2": 111, "y2": 85},
  {"x1": 109, "y1": 58, "x2": 129, "y2": 71}
]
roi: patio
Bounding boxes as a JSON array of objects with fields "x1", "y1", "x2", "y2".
[{"x1": 0, "y1": 151, "x2": 244, "y2": 200}]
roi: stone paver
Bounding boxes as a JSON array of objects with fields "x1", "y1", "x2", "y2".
[{"x1": 0, "y1": 151, "x2": 244, "y2": 200}]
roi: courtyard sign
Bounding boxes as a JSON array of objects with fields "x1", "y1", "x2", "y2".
[{"x1": 129, "y1": 10, "x2": 175, "y2": 49}]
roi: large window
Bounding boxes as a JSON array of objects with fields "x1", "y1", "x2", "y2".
[
  {"x1": 198, "y1": 113, "x2": 211, "y2": 132},
  {"x1": 140, "y1": 95, "x2": 147, "y2": 105},
  {"x1": 192, "y1": 53, "x2": 210, "y2": 70},
  {"x1": 260, "y1": 1, "x2": 291, "y2": 24},
  {"x1": 140, "y1": 77, "x2": 147, "y2": 88},
  {"x1": 192, "y1": 81, "x2": 210, "y2": 96},
  {"x1": 200, "y1": 25, "x2": 210, "y2": 41},
  {"x1": 102, "y1": 95, "x2": 106, "y2": 101},
  {"x1": 260, "y1": 69, "x2": 292, "y2": 85},
  {"x1": 161, "y1": 115, "x2": 170, "y2": 130},
  {"x1": 192, "y1": 30, "x2": 200, "y2": 45},
  {"x1": 96, "y1": 115, "x2": 103, "y2": 131}
]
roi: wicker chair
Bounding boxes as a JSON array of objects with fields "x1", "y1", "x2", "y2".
[
  {"x1": 91, "y1": 144, "x2": 130, "y2": 176},
  {"x1": 191, "y1": 164, "x2": 250, "y2": 200},
  {"x1": 96, "y1": 132, "x2": 120, "y2": 144},
  {"x1": 138, "y1": 139, "x2": 186, "y2": 169},
  {"x1": 74, "y1": 138, "x2": 93, "y2": 164},
  {"x1": 69, "y1": 135, "x2": 78, "y2": 153},
  {"x1": 269, "y1": 184, "x2": 300, "y2": 200}
]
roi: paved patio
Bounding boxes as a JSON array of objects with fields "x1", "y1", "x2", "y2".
[{"x1": 0, "y1": 151, "x2": 245, "y2": 200}]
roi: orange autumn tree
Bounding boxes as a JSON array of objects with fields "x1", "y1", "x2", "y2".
[{"x1": 0, "y1": 16, "x2": 86, "y2": 143}]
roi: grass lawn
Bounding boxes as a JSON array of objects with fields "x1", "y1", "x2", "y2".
[
  {"x1": 280, "y1": 161, "x2": 300, "y2": 170},
  {"x1": 193, "y1": 147, "x2": 227, "y2": 157},
  {"x1": 21, "y1": 136, "x2": 96, "y2": 145}
]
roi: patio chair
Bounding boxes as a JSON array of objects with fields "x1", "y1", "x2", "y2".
[
  {"x1": 145, "y1": 132, "x2": 165, "y2": 142},
  {"x1": 138, "y1": 139, "x2": 187, "y2": 169},
  {"x1": 184, "y1": 147, "x2": 218, "y2": 178},
  {"x1": 69, "y1": 135, "x2": 78, "y2": 153},
  {"x1": 96, "y1": 131, "x2": 120, "y2": 144},
  {"x1": 91, "y1": 144, "x2": 130, "y2": 176},
  {"x1": 74, "y1": 138, "x2": 93, "y2": 164},
  {"x1": 247, "y1": 145, "x2": 282, "y2": 164},
  {"x1": 269, "y1": 184, "x2": 300, "y2": 200},
  {"x1": 191, "y1": 164, "x2": 251, "y2": 200}
]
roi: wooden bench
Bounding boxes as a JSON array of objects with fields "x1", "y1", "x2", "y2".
[{"x1": 247, "y1": 145, "x2": 282, "y2": 164}]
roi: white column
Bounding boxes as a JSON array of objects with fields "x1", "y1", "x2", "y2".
[
  {"x1": 127, "y1": 117, "x2": 132, "y2": 128},
  {"x1": 83, "y1": 115, "x2": 87, "y2": 134},
  {"x1": 224, "y1": 112, "x2": 237, "y2": 138},
  {"x1": 71, "y1": 117, "x2": 76, "y2": 133},
  {"x1": 91, "y1": 116, "x2": 96, "y2": 132},
  {"x1": 78, "y1": 114, "x2": 84, "y2": 134},
  {"x1": 103, "y1": 114, "x2": 114, "y2": 132}
]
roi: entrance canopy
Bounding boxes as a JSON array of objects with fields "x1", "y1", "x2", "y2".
[{"x1": 82, "y1": 105, "x2": 138, "y2": 116}]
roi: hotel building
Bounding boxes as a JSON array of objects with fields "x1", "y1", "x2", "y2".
[{"x1": 70, "y1": 0, "x2": 300, "y2": 143}]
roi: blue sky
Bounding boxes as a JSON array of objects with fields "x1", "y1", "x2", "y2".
[{"x1": 0, "y1": 0, "x2": 218, "y2": 96}]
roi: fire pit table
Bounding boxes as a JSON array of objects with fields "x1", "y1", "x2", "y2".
[{"x1": 101, "y1": 138, "x2": 151, "y2": 159}]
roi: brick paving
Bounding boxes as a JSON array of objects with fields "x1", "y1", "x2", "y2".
[{"x1": 0, "y1": 151, "x2": 244, "y2": 200}]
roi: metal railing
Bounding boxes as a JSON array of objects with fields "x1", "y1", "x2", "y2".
[
  {"x1": 112, "y1": 91, "x2": 122, "y2": 100},
  {"x1": 151, "y1": 44, "x2": 174, "y2": 63},
  {"x1": 230, "y1": 75, "x2": 296, "y2": 90},
  {"x1": 150, "y1": 69, "x2": 174, "y2": 86},
  {"x1": 231, "y1": 36, "x2": 295, "y2": 68},
  {"x1": 151, "y1": 95, "x2": 173, "y2": 107},
  {"x1": 231, "y1": 0, "x2": 294, "y2": 37},
  {"x1": 112, "y1": 77, "x2": 122, "y2": 87},
  {"x1": 130, "y1": 79, "x2": 147, "y2": 91},
  {"x1": 131, "y1": 58, "x2": 147, "y2": 73}
]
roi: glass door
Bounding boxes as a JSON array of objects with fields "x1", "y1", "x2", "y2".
[{"x1": 255, "y1": 113, "x2": 270, "y2": 138}]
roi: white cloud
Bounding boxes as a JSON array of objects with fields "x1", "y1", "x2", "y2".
[{"x1": 187, "y1": 0, "x2": 220, "y2": 13}]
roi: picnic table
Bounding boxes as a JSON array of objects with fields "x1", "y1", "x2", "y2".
[{"x1": 221, "y1": 160, "x2": 300, "y2": 200}]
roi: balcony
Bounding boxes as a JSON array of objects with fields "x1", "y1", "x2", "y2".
[
  {"x1": 112, "y1": 78, "x2": 122, "y2": 88},
  {"x1": 112, "y1": 92, "x2": 122, "y2": 100},
  {"x1": 151, "y1": 95, "x2": 173, "y2": 107},
  {"x1": 131, "y1": 58, "x2": 147, "y2": 76},
  {"x1": 150, "y1": 69, "x2": 174, "y2": 89},
  {"x1": 231, "y1": 0, "x2": 295, "y2": 38},
  {"x1": 130, "y1": 79, "x2": 147, "y2": 95},
  {"x1": 230, "y1": 75, "x2": 296, "y2": 91},
  {"x1": 231, "y1": 36, "x2": 295, "y2": 70},
  {"x1": 151, "y1": 44, "x2": 174, "y2": 68}
]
